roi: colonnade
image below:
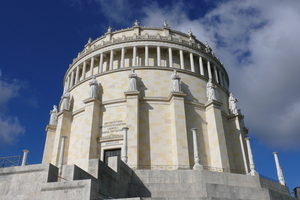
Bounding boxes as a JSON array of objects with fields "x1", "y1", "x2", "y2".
[{"x1": 64, "y1": 45, "x2": 229, "y2": 93}]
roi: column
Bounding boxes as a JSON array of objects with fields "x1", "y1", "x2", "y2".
[
  {"x1": 21, "y1": 149, "x2": 29, "y2": 166},
  {"x1": 170, "y1": 91, "x2": 189, "y2": 168},
  {"x1": 273, "y1": 152, "x2": 285, "y2": 185},
  {"x1": 90, "y1": 56, "x2": 94, "y2": 76},
  {"x1": 205, "y1": 100, "x2": 230, "y2": 169},
  {"x1": 218, "y1": 70, "x2": 224, "y2": 87},
  {"x1": 121, "y1": 127, "x2": 129, "y2": 163},
  {"x1": 214, "y1": 65, "x2": 219, "y2": 83},
  {"x1": 82, "y1": 61, "x2": 86, "y2": 79},
  {"x1": 58, "y1": 136, "x2": 67, "y2": 175},
  {"x1": 145, "y1": 45, "x2": 149, "y2": 66},
  {"x1": 199, "y1": 56, "x2": 204, "y2": 75},
  {"x1": 157, "y1": 46, "x2": 161, "y2": 66},
  {"x1": 109, "y1": 50, "x2": 114, "y2": 70},
  {"x1": 133, "y1": 46, "x2": 137, "y2": 66},
  {"x1": 191, "y1": 128, "x2": 203, "y2": 170},
  {"x1": 99, "y1": 53, "x2": 103, "y2": 73},
  {"x1": 124, "y1": 91, "x2": 140, "y2": 167},
  {"x1": 168, "y1": 47, "x2": 173, "y2": 67},
  {"x1": 180, "y1": 50, "x2": 185, "y2": 69},
  {"x1": 245, "y1": 137, "x2": 256, "y2": 176},
  {"x1": 207, "y1": 60, "x2": 212, "y2": 79},
  {"x1": 64, "y1": 76, "x2": 69, "y2": 94},
  {"x1": 70, "y1": 71, "x2": 75, "y2": 88},
  {"x1": 121, "y1": 47, "x2": 125, "y2": 68},
  {"x1": 75, "y1": 66, "x2": 80, "y2": 84},
  {"x1": 190, "y1": 52, "x2": 195, "y2": 72}
]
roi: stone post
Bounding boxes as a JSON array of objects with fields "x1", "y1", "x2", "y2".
[
  {"x1": 273, "y1": 152, "x2": 285, "y2": 185},
  {"x1": 21, "y1": 149, "x2": 29, "y2": 166},
  {"x1": 245, "y1": 137, "x2": 256, "y2": 176},
  {"x1": 58, "y1": 136, "x2": 67, "y2": 175},
  {"x1": 191, "y1": 128, "x2": 203, "y2": 170},
  {"x1": 121, "y1": 127, "x2": 129, "y2": 164}
]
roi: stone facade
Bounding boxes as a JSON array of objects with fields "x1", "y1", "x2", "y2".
[{"x1": 42, "y1": 22, "x2": 249, "y2": 174}]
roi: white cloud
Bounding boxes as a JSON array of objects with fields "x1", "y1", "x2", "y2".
[
  {"x1": 0, "y1": 70, "x2": 25, "y2": 145},
  {"x1": 140, "y1": 0, "x2": 300, "y2": 150},
  {"x1": 0, "y1": 116, "x2": 25, "y2": 145}
]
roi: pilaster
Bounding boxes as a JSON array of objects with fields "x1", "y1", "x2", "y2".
[
  {"x1": 80, "y1": 97, "x2": 102, "y2": 170},
  {"x1": 51, "y1": 110, "x2": 72, "y2": 166},
  {"x1": 42, "y1": 124, "x2": 57, "y2": 163},
  {"x1": 228, "y1": 113, "x2": 249, "y2": 173},
  {"x1": 205, "y1": 100, "x2": 230, "y2": 169},
  {"x1": 169, "y1": 91, "x2": 189, "y2": 167},
  {"x1": 124, "y1": 91, "x2": 140, "y2": 166}
]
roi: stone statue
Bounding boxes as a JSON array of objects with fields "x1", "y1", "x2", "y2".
[
  {"x1": 229, "y1": 93, "x2": 238, "y2": 114},
  {"x1": 49, "y1": 105, "x2": 57, "y2": 125},
  {"x1": 61, "y1": 92, "x2": 70, "y2": 110},
  {"x1": 107, "y1": 26, "x2": 112, "y2": 33},
  {"x1": 134, "y1": 20, "x2": 140, "y2": 26},
  {"x1": 206, "y1": 79, "x2": 216, "y2": 101},
  {"x1": 171, "y1": 69, "x2": 181, "y2": 92},
  {"x1": 205, "y1": 41, "x2": 212, "y2": 53},
  {"x1": 188, "y1": 28, "x2": 193, "y2": 37},
  {"x1": 128, "y1": 69, "x2": 137, "y2": 91},
  {"x1": 163, "y1": 20, "x2": 169, "y2": 28},
  {"x1": 89, "y1": 76, "x2": 98, "y2": 98}
]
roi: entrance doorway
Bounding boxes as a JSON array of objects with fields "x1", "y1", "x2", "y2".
[{"x1": 103, "y1": 148, "x2": 121, "y2": 164}]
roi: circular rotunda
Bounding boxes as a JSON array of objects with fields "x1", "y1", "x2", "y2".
[{"x1": 43, "y1": 20, "x2": 249, "y2": 174}]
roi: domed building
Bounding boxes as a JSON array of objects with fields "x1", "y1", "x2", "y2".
[
  {"x1": 1, "y1": 21, "x2": 295, "y2": 200},
  {"x1": 43, "y1": 20, "x2": 250, "y2": 174}
]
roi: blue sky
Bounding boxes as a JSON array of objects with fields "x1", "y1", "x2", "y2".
[{"x1": 1, "y1": 0, "x2": 300, "y2": 194}]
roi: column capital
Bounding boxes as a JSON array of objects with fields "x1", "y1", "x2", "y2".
[
  {"x1": 124, "y1": 91, "x2": 141, "y2": 98},
  {"x1": 244, "y1": 137, "x2": 251, "y2": 141},
  {"x1": 205, "y1": 99, "x2": 222, "y2": 109},
  {"x1": 23, "y1": 149, "x2": 29, "y2": 153},
  {"x1": 83, "y1": 97, "x2": 102, "y2": 105},
  {"x1": 122, "y1": 127, "x2": 129, "y2": 131},
  {"x1": 191, "y1": 128, "x2": 198, "y2": 132},
  {"x1": 45, "y1": 124, "x2": 57, "y2": 132},
  {"x1": 61, "y1": 135, "x2": 67, "y2": 139},
  {"x1": 272, "y1": 151, "x2": 278, "y2": 155}
]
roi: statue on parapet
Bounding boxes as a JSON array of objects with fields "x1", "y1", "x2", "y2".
[
  {"x1": 171, "y1": 69, "x2": 181, "y2": 92},
  {"x1": 49, "y1": 105, "x2": 58, "y2": 125},
  {"x1": 128, "y1": 69, "x2": 138, "y2": 91},
  {"x1": 188, "y1": 28, "x2": 193, "y2": 37},
  {"x1": 61, "y1": 92, "x2": 70, "y2": 110},
  {"x1": 205, "y1": 41, "x2": 212, "y2": 53},
  {"x1": 89, "y1": 76, "x2": 99, "y2": 98},
  {"x1": 134, "y1": 20, "x2": 140, "y2": 26},
  {"x1": 206, "y1": 79, "x2": 217, "y2": 101},
  {"x1": 163, "y1": 20, "x2": 169, "y2": 28},
  {"x1": 229, "y1": 93, "x2": 238, "y2": 114}
]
